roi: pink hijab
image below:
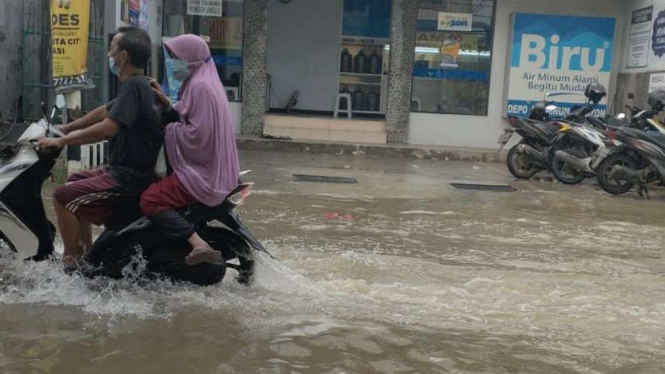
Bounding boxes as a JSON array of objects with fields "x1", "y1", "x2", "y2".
[{"x1": 164, "y1": 35, "x2": 239, "y2": 207}]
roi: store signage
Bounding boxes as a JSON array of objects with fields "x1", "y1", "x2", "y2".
[
  {"x1": 505, "y1": 13, "x2": 615, "y2": 118},
  {"x1": 650, "y1": 7, "x2": 665, "y2": 69},
  {"x1": 187, "y1": 0, "x2": 222, "y2": 17},
  {"x1": 648, "y1": 72, "x2": 665, "y2": 93},
  {"x1": 50, "y1": 0, "x2": 95, "y2": 93},
  {"x1": 627, "y1": 6, "x2": 652, "y2": 68},
  {"x1": 438, "y1": 12, "x2": 473, "y2": 32}
]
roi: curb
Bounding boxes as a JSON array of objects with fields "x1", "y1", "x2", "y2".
[{"x1": 236, "y1": 137, "x2": 507, "y2": 163}]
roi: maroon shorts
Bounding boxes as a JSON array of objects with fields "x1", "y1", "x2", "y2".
[
  {"x1": 53, "y1": 168, "x2": 135, "y2": 226},
  {"x1": 140, "y1": 173, "x2": 199, "y2": 217}
]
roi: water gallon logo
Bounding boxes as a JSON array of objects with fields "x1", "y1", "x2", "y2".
[{"x1": 438, "y1": 12, "x2": 473, "y2": 32}]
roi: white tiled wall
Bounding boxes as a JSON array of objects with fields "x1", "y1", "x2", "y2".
[{"x1": 263, "y1": 115, "x2": 387, "y2": 144}]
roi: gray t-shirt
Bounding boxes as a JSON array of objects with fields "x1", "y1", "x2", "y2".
[{"x1": 106, "y1": 75, "x2": 164, "y2": 190}]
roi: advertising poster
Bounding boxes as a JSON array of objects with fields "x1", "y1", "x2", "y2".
[
  {"x1": 209, "y1": 17, "x2": 243, "y2": 50},
  {"x1": 650, "y1": 7, "x2": 665, "y2": 69},
  {"x1": 120, "y1": 0, "x2": 141, "y2": 26},
  {"x1": 50, "y1": 0, "x2": 95, "y2": 93},
  {"x1": 162, "y1": 37, "x2": 182, "y2": 104},
  {"x1": 505, "y1": 13, "x2": 615, "y2": 118},
  {"x1": 139, "y1": 0, "x2": 150, "y2": 30},
  {"x1": 627, "y1": 6, "x2": 652, "y2": 69}
]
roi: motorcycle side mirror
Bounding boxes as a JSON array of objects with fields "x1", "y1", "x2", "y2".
[
  {"x1": 55, "y1": 94, "x2": 66, "y2": 109},
  {"x1": 628, "y1": 93, "x2": 635, "y2": 100}
]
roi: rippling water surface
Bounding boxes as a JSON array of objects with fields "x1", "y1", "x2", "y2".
[{"x1": 2, "y1": 158, "x2": 665, "y2": 373}]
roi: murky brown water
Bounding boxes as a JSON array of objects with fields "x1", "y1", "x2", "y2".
[{"x1": 2, "y1": 152, "x2": 665, "y2": 373}]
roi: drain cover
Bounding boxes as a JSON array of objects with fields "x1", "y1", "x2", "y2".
[
  {"x1": 450, "y1": 183, "x2": 515, "y2": 192},
  {"x1": 293, "y1": 174, "x2": 358, "y2": 184}
]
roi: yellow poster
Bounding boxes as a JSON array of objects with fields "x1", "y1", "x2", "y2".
[{"x1": 51, "y1": 0, "x2": 94, "y2": 92}]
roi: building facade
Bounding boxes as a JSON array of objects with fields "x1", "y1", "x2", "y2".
[
  {"x1": 10, "y1": 0, "x2": 665, "y2": 150},
  {"x1": 151, "y1": 0, "x2": 634, "y2": 150}
]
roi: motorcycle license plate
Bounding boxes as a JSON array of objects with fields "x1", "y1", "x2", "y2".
[{"x1": 498, "y1": 130, "x2": 513, "y2": 146}]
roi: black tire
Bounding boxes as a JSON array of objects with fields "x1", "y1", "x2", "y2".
[
  {"x1": 552, "y1": 148, "x2": 588, "y2": 185},
  {"x1": 507, "y1": 144, "x2": 540, "y2": 179},
  {"x1": 596, "y1": 152, "x2": 638, "y2": 195}
]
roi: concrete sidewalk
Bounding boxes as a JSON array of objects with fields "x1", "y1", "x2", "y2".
[{"x1": 236, "y1": 136, "x2": 507, "y2": 163}]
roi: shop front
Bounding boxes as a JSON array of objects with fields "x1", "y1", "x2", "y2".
[
  {"x1": 107, "y1": 0, "x2": 632, "y2": 148},
  {"x1": 408, "y1": 0, "x2": 628, "y2": 149},
  {"x1": 251, "y1": 0, "x2": 628, "y2": 149},
  {"x1": 262, "y1": 0, "x2": 392, "y2": 144}
]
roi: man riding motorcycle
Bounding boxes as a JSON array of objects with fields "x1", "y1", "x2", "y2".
[{"x1": 38, "y1": 26, "x2": 164, "y2": 270}]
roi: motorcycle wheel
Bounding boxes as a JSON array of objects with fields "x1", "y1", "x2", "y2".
[
  {"x1": 596, "y1": 153, "x2": 638, "y2": 195},
  {"x1": 551, "y1": 148, "x2": 588, "y2": 185},
  {"x1": 507, "y1": 144, "x2": 539, "y2": 179}
]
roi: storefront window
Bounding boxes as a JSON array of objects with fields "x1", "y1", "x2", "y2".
[
  {"x1": 411, "y1": 0, "x2": 495, "y2": 115},
  {"x1": 164, "y1": 0, "x2": 243, "y2": 102}
]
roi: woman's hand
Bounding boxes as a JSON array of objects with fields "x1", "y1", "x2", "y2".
[{"x1": 149, "y1": 78, "x2": 171, "y2": 107}]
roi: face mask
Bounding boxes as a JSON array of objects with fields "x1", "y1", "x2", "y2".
[
  {"x1": 170, "y1": 58, "x2": 191, "y2": 82},
  {"x1": 108, "y1": 52, "x2": 124, "y2": 76}
]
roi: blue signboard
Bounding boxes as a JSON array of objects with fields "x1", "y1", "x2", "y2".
[{"x1": 505, "y1": 13, "x2": 616, "y2": 117}]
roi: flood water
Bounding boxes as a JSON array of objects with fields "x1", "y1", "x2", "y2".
[{"x1": 1, "y1": 152, "x2": 665, "y2": 373}]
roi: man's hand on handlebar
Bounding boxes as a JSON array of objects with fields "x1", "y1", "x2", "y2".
[{"x1": 37, "y1": 137, "x2": 65, "y2": 151}]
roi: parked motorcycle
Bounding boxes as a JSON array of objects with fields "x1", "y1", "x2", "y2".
[
  {"x1": 499, "y1": 84, "x2": 606, "y2": 181},
  {"x1": 0, "y1": 100, "x2": 269, "y2": 286},
  {"x1": 595, "y1": 90, "x2": 665, "y2": 197},
  {"x1": 552, "y1": 94, "x2": 658, "y2": 185}
]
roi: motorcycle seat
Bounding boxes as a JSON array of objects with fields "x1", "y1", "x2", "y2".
[
  {"x1": 619, "y1": 127, "x2": 665, "y2": 149},
  {"x1": 646, "y1": 133, "x2": 665, "y2": 149}
]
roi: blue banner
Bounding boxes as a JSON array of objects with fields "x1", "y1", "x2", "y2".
[
  {"x1": 506, "y1": 13, "x2": 616, "y2": 118},
  {"x1": 507, "y1": 99, "x2": 606, "y2": 118},
  {"x1": 510, "y1": 14, "x2": 615, "y2": 72},
  {"x1": 213, "y1": 55, "x2": 243, "y2": 66}
]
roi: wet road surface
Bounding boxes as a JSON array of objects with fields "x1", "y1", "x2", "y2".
[{"x1": 1, "y1": 150, "x2": 664, "y2": 373}]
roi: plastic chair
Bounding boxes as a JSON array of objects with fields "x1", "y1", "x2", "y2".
[{"x1": 334, "y1": 93, "x2": 353, "y2": 119}]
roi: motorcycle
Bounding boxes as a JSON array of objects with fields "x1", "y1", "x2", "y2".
[
  {"x1": 499, "y1": 100, "x2": 564, "y2": 179},
  {"x1": 595, "y1": 90, "x2": 665, "y2": 197},
  {"x1": 499, "y1": 84, "x2": 606, "y2": 182},
  {"x1": 552, "y1": 95, "x2": 662, "y2": 185},
  {"x1": 0, "y1": 100, "x2": 269, "y2": 286}
]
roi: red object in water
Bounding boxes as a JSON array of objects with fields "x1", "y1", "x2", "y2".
[{"x1": 324, "y1": 212, "x2": 355, "y2": 221}]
